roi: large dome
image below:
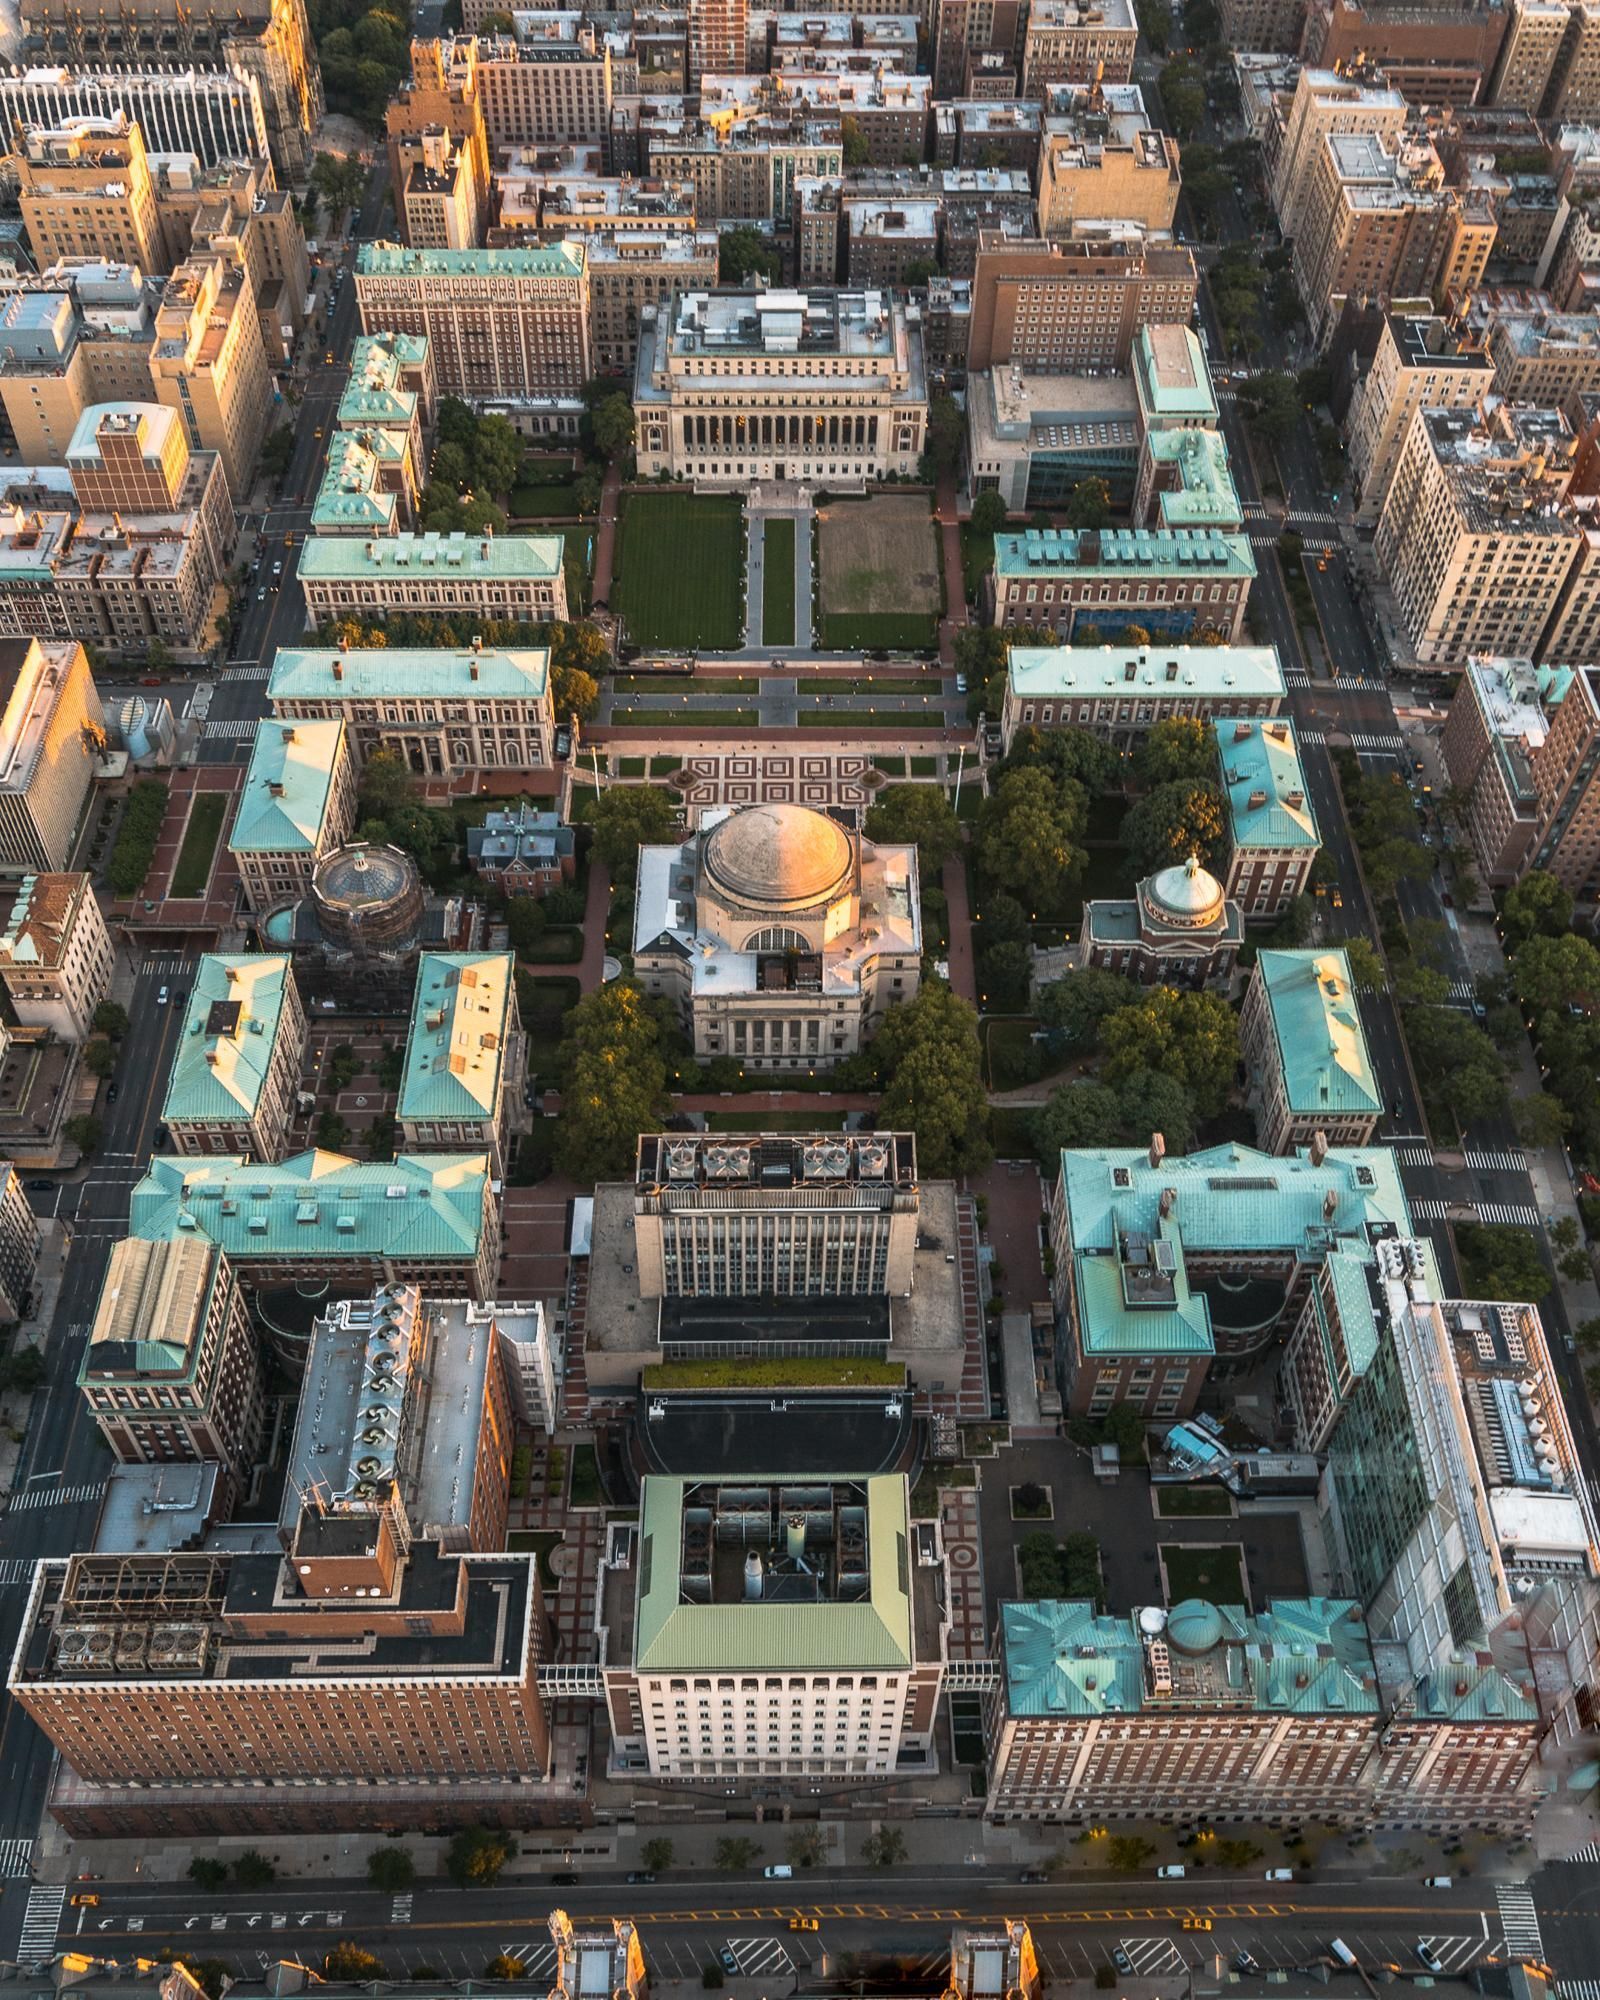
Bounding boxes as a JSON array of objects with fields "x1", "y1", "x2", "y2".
[
  {"x1": 1166, "y1": 1598, "x2": 1226, "y2": 1655},
  {"x1": 703, "y1": 803, "x2": 853, "y2": 912},
  {"x1": 1147, "y1": 852, "x2": 1226, "y2": 929}
]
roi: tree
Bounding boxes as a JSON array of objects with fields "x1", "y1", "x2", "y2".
[
  {"x1": 1031, "y1": 1081, "x2": 1123, "y2": 1156},
  {"x1": 1158, "y1": 56, "x2": 1206, "y2": 139},
  {"x1": 1135, "y1": 0, "x2": 1172, "y2": 50},
  {"x1": 1136, "y1": 716, "x2": 1216, "y2": 788},
  {"x1": 903, "y1": 256, "x2": 938, "y2": 288},
  {"x1": 486, "y1": 1958, "x2": 527, "y2": 1980},
  {"x1": 874, "y1": 981, "x2": 992, "y2": 1177},
  {"x1": 1241, "y1": 371, "x2": 1301, "y2": 446},
  {"x1": 1110, "y1": 1066, "x2": 1197, "y2": 1152},
  {"x1": 231, "y1": 1851, "x2": 276, "y2": 1888},
  {"x1": 970, "y1": 489, "x2": 1009, "y2": 536},
  {"x1": 1456, "y1": 1223, "x2": 1550, "y2": 1303},
  {"x1": 1122, "y1": 780, "x2": 1228, "y2": 876},
  {"x1": 787, "y1": 1826, "x2": 827, "y2": 1868},
  {"x1": 1502, "y1": 870, "x2": 1573, "y2": 950},
  {"x1": 367, "y1": 1847, "x2": 417, "y2": 1892},
  {"x1": 260, "y1": 426, "x2": 294, "y2": 478},
  {"x1": 555, "y1": 980, "x2": 671, "y2": 1180},
  {"x1": 1512, "y1": 932, "x2": 1600, "y2": 1015},
  {"x1": 326, "y1": 1945, "x2": 388, "y2": 1981},
  {"x1": 1339, "y1": 936, "x2": 1386, "y2": 990},
  {"x1": 1007, "y1": 724, "x2": 1122, "y2": 795},
  {"x1": 719, "y1": 226, "x2": 781, "y2": 286},
  {"x1": 1219, "y1": 1838, "x2": 1264, "y2": 1870},
  {"x1": 446, "y1": 1825, "x2": 513, "y2": 1887},
  {"x1": 1517, "y1": 1094, "x2": 1569, "y2": 1148},
  {"x1": 714, "y1": 1836, "x2": 762, "y2": 1871},
  {"x1": 841, "y1": 114, "x2": 870, "y2": 167},
  {"x1": 591, "y1": 393, "x2": 635, "y2": 463},
  {"x1": 1100, "y1": 989, "x2": 1239, "y2": 1119},
  {"x1": 187, "y1": 1857, "x2": 228, "y2": 1891},
  {"x1": 505, "y1": 896, "x2": 548, "y2": 957},
  {"x1": 93, "y1": 1001, "x2": 129, "y2": 1040},
  {"x1": 1107, "y1": 1836, "x2": 1156, "y2": 1873},
  {"x1": 923, "y1": 390, "x2": 964, "y2": 476},
  {"x1": 84, "y1": 1039, "x2": 116, "y2": 1078},
  {"x1": 358, "y1": 745, "x2": 417, "y2": 823},
  {"x1": 64, "y1": 1115, "x2": 102, "y2": 1157},
  {"x1": 641, "y1": 1837, "x2": 675, "y2": 1873},
  {"x1": 978, "y1": 767, "x2": 1087, "y2": 906},
  {"x1": 863, "y1": 1828, "x2": 907, "y2": 1868},
  {"x1": 978, "y1": 892, "x2": 1030, "y2": 945},
  {"x1": 1035, "y1": 967, "x2": 1140, "y2": 1048},
  {"x1": 864, "y1": 784, "x2": 962, "y2": 873},
  {"x1": 573, "y1": 466, "x2": 604, "y2": 516},
  {"x1": 588, "y1": 786, "x2": 679, "y2": 878},
  {"x1": 1403, "y1": 1005, "x2": 1505, "y2": 1127},
  {"x1": 1064, "y1": 477, "x2": 1112, "y2": 530},
  {"x1": 979, "y1": 938, "x2": 1032, "y2": 1011}
]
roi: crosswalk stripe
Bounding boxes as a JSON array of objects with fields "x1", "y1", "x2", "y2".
[
  {"x1": 1410, "y1": 1198, "x2": 1450, "y2": 1220},
  {"x1": 1497, "y1": 1884, "x2": 1543, "y2": 1961},
  {"x1": 202, "y1": 719, "x2": 260, "y2": 740},
  {"x1": 1464, "y1": 1150, "x2": 1528, "y2": 1173},
  {"x1": 2, "y1": 1480, "x2": 106, "y2": 1514},
  {"x1": 18, "y1": 1884, "x2": 64, "y2": 1959},
  {"x1": 1557, "y1": 1981, "x2": 1600, "y2": 2000},
  {"x1": 1560, "y1": 1843, "x2": 1600, "y2": 1865},
  {"x1": 1399, "y1": 1145, "x2": 1434, "y2": 1167},
  {"x1": 0, "y1": 1838, "x2": 31, "y2": 1879},
  {"x1": 0, "y1": 1558, "x2": 39, "y2": 1585},
  {"x1": 1477, "y1": 1202, "x2": 1541, "y2": 1227},
  {"x1": 224, "y1": 665, "x2": 271, "y2": 681},
  {"x1": 1349, "y1": 731, "x2": 1405, "y2": 750},
  {"x1": 391, "y1": 1893, "x2": 413, "y2": 1924},
  {"x1": 1299, "y1": 728, "x2": 1326, "y2": 745}
]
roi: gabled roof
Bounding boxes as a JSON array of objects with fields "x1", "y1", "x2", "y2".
[
  {"x1": 229, "y1": 720, "x2": 345, "y2": 855},
  {"x1": 129, "y1": 1150, "x2": 489, "y2": 1263},
  {"x1": 1215, "y1": 718, "x2": 1319, "y2": 851},
  {"x1": 161, "y1": 954, "x2": 294, "y2": 1126},
  {"x1": 269, "y1": 647, "x2": 550, "y2": 702},
  {"x1": 398, "y1": 951, "x2": 515, "y2": 1124},
  {"x1": 1254, "y1": 948, "x2": 1381, "y2": 1118}
]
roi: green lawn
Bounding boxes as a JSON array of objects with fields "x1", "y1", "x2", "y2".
[
  {"x1": 873, "y1": 756, "x2": 906, "y2": 777},
  {"x1": 818, "y1": 610, "x2": 940, "y2": 651},
  {"x1": 643, "y1": 1356, "x2": 904, "y2": 1390},
  {"x1": 910, "y1": 755, "x2": 938, "y2": 775},
  {"x1": 612, "y1": 675, "x2": 757, "y2": 694},
  {"x1": 617, "y1": 492, "x2": 745, "y2": 649},
  {"x1": 170, "y1": 791, "x2": 228, "y2": 898},
  {"x1": 1155, "y1": 1486, "x2": 1234, "y2": 1518},
  {"x1": 961, "y1": 523, "x2": 995, "y2": 602},
  {"x1": 509, "y1": 483, "x2": 579, "y2": 518},
  {"x1": 506, "y1": 1529, "x2": 563, "y2": 1589},
  {"x1": 1160, "y1": 1542, "x2": 1248, "y2": 1606},
  {"x1": 524, "y1": 928, "x2": 583, "y2": 963},
  {"x1": 762, "y1": 517, "x2": 795, "y2": 647},
  {"x1": 611, "y1": 707, "x2": 757, "y2": 726},
  {"x1": 569, "y1": 1442, "x2": 604, "y2": 1508},
  {"x1": 806, "y1": 676, "x2": 924, "y2": 693},
  {"x1": 650, "y1": 755, "x2": 681, "y2": 776}
]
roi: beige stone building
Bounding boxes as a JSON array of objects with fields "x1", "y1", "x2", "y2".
[
  {"x1": 1218, "y1": 0, "x2": 1305, "y2": 53},
  {"x1": 160, "y1": 954, "x2": 306, "y2": 1160},
  {"x1": 0, "y1": 871, "x2": 113, "y2": 1042},
  {"x1": 1272, "y1": 67, "x2": 1408, "y2": 247},
  {"x1": 689, "y1": 0, "x2": 749, "y2": 83},
  {"x1": 0, "y1": 272, "x2": 157, "y2": 468},
  {"x1": 14, "y1": 115, "x2": 163, "y2": 274},
  {"x1": 1491, "y1": 0, "x2": 1571, "y2": 110},
  {"x1": 400, "y1": 128, "x2": 478, "y2": 251},
  {"x1": 634, "y1": 803, "x2": 922, "y2": 1069},
  {"x1": 586, "y1": 227, "x2": 720, "y2": 373},
  {"x1": 227, "y1": 720, "x2": 357, "y2": 917},
  {"x1": 1036, "y1": 87, "x2": 1180, "y2": 238},
  {"x1": 1440, "y1": 654, "x2": 1562, "y2": 887},
  {"x1": 477, "y1": 33, "x2": 615, "y2": 149},
  {"x1": 398, "y1": 951, "x2": 523, "y2": 1176},
  {"x1": 387, "y1": 38, "x2": 492, "y2": 250},
  {"x1": 640, "y1": 106, "x2": 842, "y2": 223},
  {"x1": 0, "y1": 639, "x2": 104, "y2": 876},
  {"x1": 931, "y1": 0, "x2": 1025, "y2": 96},
  {"x1": 1347, "y1": 310, "x2": 1493, "y2": 523},
  {"x1": 1375, "y1": 405, "x2": 1583, "y2": 666},
  {"x1": 148, "y1": 253, "x2": 270, "y2": 502},
  {"x1": 633, "y1": 287, "x2": 927, "y2": 488},
  {"x1": 1019, "y1": 0, "x2": 1136, "y2": 95},
  {"x1": 297, "y1": 532, "x2": 570, "y2": 628}
]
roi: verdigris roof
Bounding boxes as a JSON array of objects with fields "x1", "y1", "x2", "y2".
[
  {"x1": 129, "y1": 1150, "x2": 489, "y2": 1263},
  {"x1": 1073, "y1": 1219, "x2": 1214, "y2": 1357},
  {"x1": 1008, "y1": 643, "x2": 1285, "y2": 703},
  {"x1": 229, "y1": 720, "x2": 345, "y2": 855},
  {"x1": 1215, "y1": 719, "x2": 1320, "y2": 851},
  {"x1": 399, "y1": 951, "x2": 515, "y2": 1124},
  {"x1": 1001, "y1": 1600, "x2": 1146, "y2": 1716},
  {"x1": 633, "y1": 1475, "x2": 912, "y2": 1672},
  {"x1": 269, "y1": 647, "x2": 550, "y2": 703},
  {"x1": 1254, "y1": 948, "x2": 1380, "y2": 1118},
  {"x1": 161, "y1": 954, "x2": 294, "y2": 1126}
]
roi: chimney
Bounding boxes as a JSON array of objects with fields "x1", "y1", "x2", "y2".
[
  {"x1": 470, "y1": 662, "x2": 479, "y2": 680},
  {"x1": 744, "y1": 1550, "x2": 764, "y2": 1601},
  {"x1": 1310, "y1": 1129, "x2": 1329, "y2": 1167},
  {"x1": 1159, "y1": 1185, "x2": 1176, "y2": 1217},
  {"x1": 332, "y1": 658, "x2": 343, "y2": 682},
  {"x1": 1323, "y1": 1186, "x2": 1338, "y2": 1220},
  {"x1": 268, "y1": 781, "x2": 284, "y2": 797},
  {"x1": 787, "y1": 1513, "x2": 806, "y2": 1563},
  {"x1": 1148, "y1": 1132, "x2": 1165, "y2": 1169},
  {"x1": 205, "y1": 1051, "x2": 217, "y2": 1066},
  {"x1": 280, "y1": 726, "x2": 295, "y2": 744}
]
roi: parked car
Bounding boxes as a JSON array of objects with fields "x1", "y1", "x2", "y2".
[
  {"x1": 1423, "y1": 1877, "x2": 1453, "y2": 1890},
  {"x1": 1416, "y1": 1945, "x2": 1444, "y2": 1973},
  {"x1": 26, "y1": 1179, "x2": 53, "y2": 1192},
  {"x1": 1157, "y1": 1865, "x2": 1186, "y2": 1879},
  {"x1": 1264, "y1": 1868, "x2": 1294, "y2": 1881},
  {"x1": 789, "y1": 1919, "x2": 819, "y2": 1932},
  {"x1": 1182, "y1": 1918, "x2": 1212, "y2": 1932},
  {"x1": 625, "y1": 1872, "x2": 655, "y2": 1885},
  {"x1": 720, "y1": 1950, "x2": 739, "y2": 1976},
  {"x1": 1232, "y1": 1954, "x2": 1261, "y2": 1975},
  {"x1": 1112, "y1": 1950, "x2": 1133, "y2": 1975}
]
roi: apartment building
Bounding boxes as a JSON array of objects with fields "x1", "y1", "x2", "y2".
[
  {"x1": 967, "y1": 230, "x2": 1197, "y2": 373},
  {"x1": 603, "y1": 1474, "x2": 945, "y2": 1791},
  {"x1": 988, "y1": 527, "x2": 1254, "y2": 644},
  {"x1": 932, "y1": 99, "x2": 1042, "y2": 173},
  {"x1": 1000, "y1": 642, "x2": 1287, "y2": 753},
  {"x1": 267, "y1": 645, "x2": 556, "y2": 781},
  {"x1": 1440, "y1": 654, "x2": 1567, "y2": 885},
  {"x1": 938, "y1": 168, "x2": 1037, "y2": 276},
  {"x1": 1242, "y1": 948, "x2": 1381, "y2": 1153},
  {"x1": 1485, "y1": 304, "x2": 1600, "y2": 401},
  {"x1": 632, "y1": 288, "x2": 928, "y2": 487},
  {"x1": 1521, "y1": 663, "x2": 1600, "y2": 902},
  {"x1": 490, "y1": 157, "x2": 697, "y2": 244},
  {"x1": 400, "y1": 129, "x2": 477, "y2": 251},
  {"x1": 160, "y1": 955, "x2": 306, "y2": 1160},
  {"x1": 13, "y1": 115, "x2": 164, "y2": 274},
  {"x1": 476, "y1": 33, "x2": 615, "y2": 149},
  {"x1": 586, "y1": 227, "x2": 720, "y2": 372},
  {"x1": 398, "y1": 951, "x2": 523, "y2": 1176},
  {"x1": 1491, "y1": 0, "x2": 1571, "y2": 109},
  {"x1": 354, "y1": 243, "x2": 591, "y2": 400},
  {"x1": 78, "y1": 1236, "x2": 264, "y2": 1496},
  {"x1": 339, "y1": 332, "x2": 434, "y2": 495},
  {"x1": 297, "y1": 532, "x2": 570, "y2": 628},
  {"x1": 0, "y1": 871, "x2": 112, "y2": 1041},
  {"x1": 689, "y1": 0, "x2": 749, "y2": 82},
  {"x1": 0, "y1": 271, "x2": 159, "y2": 468},
  {"x1": 1291, "y1": 132, "x2": 1496, "y2": 347},
  {"x1": 1302, "y1": 0, "x2": 1505, "y2": 110},
  {"x1": 148, "y1": 252, "x2": 271, "y2": 501},
  {"x1": 0, "y1": 639, "x2": 105, "y2": 875},
  {"x1": 387, "y1": 37, "x2": 492, "y2": 249},
  {"x1": 846, "y1": 199, "x2": 940, "y2": 285},
  {"x1": 129, "y1": 1149, "x2": 502, "y2": 1298},
  {"x1": 641, "y1": 107, "x2": 841, "y2": 222},
  {"x1": 1272, "y1": 68, "x2": 1408, "y2": 246},
  {"x1": 160, "y1": 159, "x2": 310, "y2": 362},
  {"x1": 772, "y1": 19, "x2": 922, "y2": 72},
  {"x1": 1346, "y1": 310, "x2": 1493, "y2": 523},
  {"x1": 634, "y1": 802, "x2": 921, "y2": 1066},
  {"x1": 1047, "y1": 1138, "x2": 1414, "y2": 1401},
  {"x1": 1036, "y1": 88, "x2": 1180, "y2": 237},
  {"x1": 1217, "y1": 0, "x2": 1305, "y2": 53},
  {"x1": 930, "y1": 0, "x2": 1025, "y2": 97},
  {"x1": 699, "y1": 67, "x2": 930, "y2": 165},
  {"x1": 0, "y1": 66, "x2": 270, "y2": 171},
  {"x1": 1216, "y1": 718, "x2": 1321, "y2": 919},
  {"x1": 0, "y1": 1166, "x2": 40, "y2": 1322},
  {"x1": 227, "y1": 719, "x2": 357, "y2": 916},
  {"x1": 1019, "y1": 0, "x2": 1135, "y2": 95},
  {"x1": 1375, "y1": 404, "x2": 1583, "y2": 666}
]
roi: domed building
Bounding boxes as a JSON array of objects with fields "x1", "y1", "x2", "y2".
[
  {"x1": 1078, "y1": 851, "x2": 1241, "y2": 989},
  {"x1": 634, "y1": 801, "x2": 922, "y2": 1068}
]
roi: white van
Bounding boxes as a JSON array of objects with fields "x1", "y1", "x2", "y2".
[
  {"x1": 1264, "y1": 1868, "x2": 1294, "y2": 1881},
  {"x1": 1156, "y1": 1865, "x2": 1186, "y2": 1879},
  {"x1": 764, "y1": 1865, "x2": 793, "y2": 1879},
  {"x1": 1329, "y1": 1941, "x2": 1358, "y2": 1970}
]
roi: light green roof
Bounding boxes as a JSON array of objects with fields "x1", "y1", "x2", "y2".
[
  {"x1": 1008, "y1": 643, "x2": 1285, "y2": 703},
  {"x1": 129, "y1": 1150, "x2": 489, "y2": 1263},
  {"x1": 1216, "y1": 719, "x2": 1319, "y2": 851},
  {"x1": 1319, "y1": 1248, "x2": 1382, "y2": 1379},
  {"x1": 229, "y1": 720, "x2": 346, "y2": 855},
  {"x1": 399, "y1": 951, "x2": 516, "y2": 1123},
  {"x1": 358, "y1": 241, "x2": 587, "y2": 279},
  {"x1": 297, "y1": 531, "x2": 564, "y2": 583},
  {"x1": 161, "y1": 955, "x2": 294, "y2": 1126},
  {"x1": 1073, "y1": 1218, "x2": 1214, "y2": 1357},
  {"x1": 994, "y1": 525, "x2": 1254, "y2": 581},
  {"x1": 633, "y1": 1476, "x2": 913, "y2": 1672},
  {"x1": 1255, "y1": 948, "x2": 1381, "y2": 1118},
  {"x1": 1144, "y1": 427, "x2": 1242, "y2": 530},
  {"x1": 1002, "y1": 1596, "x2": 1378, "y2": 1719},
  {"x1": 1412, "y1": 1659, "x2": 1538, "y2": 1723},
  {"x1": 338, "y1": 384, "x2": 418, "y2": 429},
  {"x1": 312, "y1": 430, "x2": 400, "y2": 533},
  {"x1": 269, "y1": 646, "x2": 550, "y2": 702},
  {"x1": 1133, "y1": 324, "x2": 1217, "y2": 421}
]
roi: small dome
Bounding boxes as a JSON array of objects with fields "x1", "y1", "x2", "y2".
[
  {"x1": 703, "y1": 803, "x2": 853, "y2": 913},
  {"x1": 1166, "y1": 1597, "x2": 1226, "y2": 1655},
  {"x1": 1147, "y1": 852, "x2": 1226, "y2": 928}
]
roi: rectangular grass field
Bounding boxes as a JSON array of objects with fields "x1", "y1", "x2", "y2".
[
  {"x1": 617, "y1": 492, "x2": 745, "y2": 649},
  {"x1": 816, "y1": 493, "x2": 941, "y2": 650},
  {"x1": 170, "y1": 791, "x2": 228, "y2": 899},
  {"x1": 762, "y1": 517, "x2": 795, "y2": 646}
]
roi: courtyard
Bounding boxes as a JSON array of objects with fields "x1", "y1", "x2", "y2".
[{"x1": 816, "y1": 491, "x2": 942, "y2": 651}]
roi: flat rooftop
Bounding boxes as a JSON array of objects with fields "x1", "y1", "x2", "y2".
[
  {"x1": 1008, "y1": 642, "x2": 1286, "y2": 703},
  {"x1": 637, "y1": 1130, "x2": 917, "y2": 1195},
  {"x1": 637, "y1": 1390, "x2": 915, "y2": 1478}
]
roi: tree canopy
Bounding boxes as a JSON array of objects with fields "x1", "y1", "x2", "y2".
[
  {"x1": 1034, "y1": 966, "x2": 1141, "y2": 1048},
  {"x1": 864, "y1": 784, "x2": 962, "y2": 873},
  {"x1": 970, "y1": 489, "x2": 1009, "y2": 536},
  {"x1": 1501, "y1": 870, "x2": 1573, "y2": 949},
  {"x1": 1135, "y1": 716, "x2": 1216, "y2": 789},
  {"x1": 554, "y1": 981, "x2": 671, "y2": 1181},
  {"x1": 1005, "y1": 724, "x2": 1122, "y2": 795},
  {"x1": 591, "y1": 394, "x2": 635, "y2": 462},
  {"x1": 1099, "y1": 987, "x2": 1239, "y2": 1119},
  {"x1": 1121, "y1": 779, "x2": 1229, "y2": 876},
  {"x1": 586, "y1": 786, "x2": 679, "y2": 879},
  {"x1": 872, "y1": 981, "x2": 991, "y2": 1177},
  {"x1": 719, "y1": 225, "x2": 781, "y2": 285},
  {"x1": 1456, "y1": 1223, "x2": 1550, "y2": 1304},
  {"x1": 1511, "y1": 932, "x2": 1600, "y2": 1015},
  {"x1": 977, "y1": 767, "x2": 1087, "y2": 907}
]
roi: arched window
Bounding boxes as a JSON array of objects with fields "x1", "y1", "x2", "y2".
[{"x1": 745, "y1": 926, "x2": 810, "y2": 953}]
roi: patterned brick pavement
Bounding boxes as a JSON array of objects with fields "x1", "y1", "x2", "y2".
[
  {"x1": 939, "y1": 1485, "x2": 988, "y2": 1661},
  {"x1": 672, "y1": 750, "x2": 878, "y2": 819}
]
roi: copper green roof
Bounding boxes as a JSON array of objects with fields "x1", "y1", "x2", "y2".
[
  {"x1": 994, "y1": 525, "x2": 1254, "y2": 581},
  {"x1": 399, "y1": 952, "x2": 516, "y2": 1124},
  {"x1": 358, "y1": 241, "x2": 587, "y2": 279},
  {"x1": 634, "y1": 1476, "x2": 912, "y2": 1672},
  {"x1": 161, "y1": 955, "x2": 294, "y2": 1126},
  {"x1": 1216, "y1": 719, "x2": 1320, "y2": 851},
  {"x1": 1073, "y1": 1218, "x2": 1214, "y2": 1358},
  {"x1": 269, "y1": 646, "x2": 550, "y2": 702},
  {"x1": 1254, "y1": 948, "x2": 1380, "y2": 1118},
  {"x1": 297, "y1": 531, "x2": 563, "y2": 584},
  {"x1": 229, "y1": 721, "x2": 346, "y2": 855}
]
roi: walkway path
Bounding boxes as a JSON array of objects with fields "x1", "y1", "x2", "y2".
[
  {"x1": 591, "y1": 461, "x2": 622, "y2": 606},
  {"x1": 935, "y1": 470, "x2": 968, "y2": 669},
  {"x1": 943, "y1": 854, "x2": 978, "y2": 1004},
  {"x1": 518, "y1": 860, "x2": 611, "y2": 993},
  {"x1": 744, "y1": 510, "x2": 764, "y2": 649}
]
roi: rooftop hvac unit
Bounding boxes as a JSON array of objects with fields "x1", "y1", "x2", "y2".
[{"x1": 665, "y1": 1140, "x2": 698, "y2": 1179}]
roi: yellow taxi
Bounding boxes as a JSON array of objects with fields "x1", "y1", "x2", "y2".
[
  {"x1": 789, "y1": 1919, "x2": 819, "y2": 1933},
  {"x1": 1181, "y1": 1918, "x2": 1212, "y2": 1933}
]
